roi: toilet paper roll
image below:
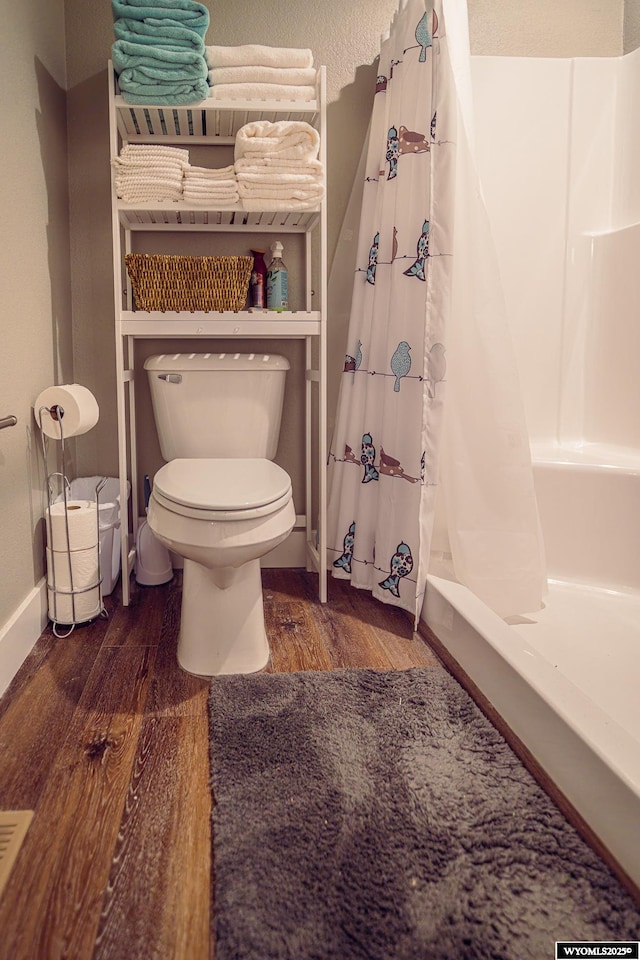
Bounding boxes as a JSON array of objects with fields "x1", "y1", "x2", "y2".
[
  {"x1": 46, "y1": 546, "x2": 99, "y2": 592},
  {"x1": 47, "y1": 586, "x2": 101, "y2": 624},
  {"x1": 46, "y1": 500, "x2": 98, "y2": 552},
  {"x1": 34, "y1": 384, "x2": 99, "y2": 440}
]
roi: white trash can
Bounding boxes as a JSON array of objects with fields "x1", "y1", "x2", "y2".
[{"x1": 56, "y1": 477, "x2": 130, "y2": 595}]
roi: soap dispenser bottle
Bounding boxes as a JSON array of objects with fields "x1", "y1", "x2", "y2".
[{"x1": 266, "y1": 241, "x2": 289, "y2": 311}]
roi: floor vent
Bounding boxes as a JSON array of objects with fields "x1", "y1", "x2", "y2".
[{"x1": 0, "y1": 811, "x2": 33, "y2": 897}]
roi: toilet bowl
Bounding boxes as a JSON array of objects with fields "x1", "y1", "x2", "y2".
[{"x1": 147, "y1": 457, "x2": 295, "y2": 676}]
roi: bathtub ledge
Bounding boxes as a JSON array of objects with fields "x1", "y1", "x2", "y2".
[{"x1": 423, "y1": 573, "x2": 640, "y2": 887}]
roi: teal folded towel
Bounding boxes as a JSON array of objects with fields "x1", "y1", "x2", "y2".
[
  {"x1": 118, "y1": 77, "x2": 210, "y2": 105},
  {"x1": 111, "y1": 0, "x2": 209, "y2": 38},
  {"x1": 112, "y1": 39, "x2": 208, "y2": 79},
  {"x1": 114, "y1": 18, "x2": 205, "y2": 54}
]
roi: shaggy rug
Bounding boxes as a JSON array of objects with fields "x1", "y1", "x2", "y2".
[{"x1": 208, "y1": 668, "x2": 640, "y2": 960}]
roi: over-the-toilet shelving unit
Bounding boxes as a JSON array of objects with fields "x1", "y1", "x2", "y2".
[{"x1": 108, "y1": 61, "x2": 327, "y2": 606}]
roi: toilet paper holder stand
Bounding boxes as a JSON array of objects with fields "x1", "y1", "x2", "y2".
[{"x1": 38, "y1": 403, "x2": 108, "y2": 638}]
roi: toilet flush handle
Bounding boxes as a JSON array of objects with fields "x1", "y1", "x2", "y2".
[{"x1": 157, "y1": 373, "x2": 182, "y2": 384}]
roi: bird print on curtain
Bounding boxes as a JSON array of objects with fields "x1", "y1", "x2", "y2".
[{"x1": 327, "y1": 0, "x2": 454, "y2": 622}]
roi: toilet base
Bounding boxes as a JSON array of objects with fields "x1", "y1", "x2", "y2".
[{"x1": 178, "y1": 558, "x2": 270, "y2": 676}]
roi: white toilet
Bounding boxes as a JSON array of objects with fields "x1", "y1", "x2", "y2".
[{"x1": 144, "y1": 352, "x2": 295, "y2": 676}]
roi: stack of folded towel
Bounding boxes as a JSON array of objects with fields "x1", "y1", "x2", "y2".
[
  {"x1": 183, "y1": 164, "x2": 239, "y2": 206},
  {"x1": 112, "y1": 0, "x2": 210, "y2": 105},
  {"x1": 206, "y1": 44, "x2": 316, "y2": 102},
  {"x1": 234, "y1": 120, "x2": 324, "y2": 211},
  {"x1": 112, "y1": 144, "x2": 189, "y2": 202}
]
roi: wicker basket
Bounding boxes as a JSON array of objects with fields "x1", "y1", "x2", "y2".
[{"x1": 124, "y1": 254, "x2": 253, "y2": 313}]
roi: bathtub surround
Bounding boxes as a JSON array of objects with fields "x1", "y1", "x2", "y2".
[
  {"x1": 209, "y1": 667, "x2": 640, "y2": 960},
  {"x1": 469, "y1": 50, "x2": 640, "y2": 447},
  {"x1": 423, "y1": 42, "x2": 640, "y2": 889}
]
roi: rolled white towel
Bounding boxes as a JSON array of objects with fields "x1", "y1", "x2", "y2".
[
  {"x1": 206, "y1": 44, "x2": 313, "y2": 70},
  {"x1": 209, "y1": 83, "x2": 316, "y2": 103},
  {"x1": 184, "y1": 164, "x2": 236, "y2": 180},
  {"x1": 208, "y1": 65, "x2": 316, "y2": 86},
  {"x1": 235, "y1": 120, "x2": 320, "y2": 161},
  {"x1": 235, "y1": 157, "x2": 323, "y2": 174}
]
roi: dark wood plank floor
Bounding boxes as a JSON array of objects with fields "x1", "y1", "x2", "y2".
[{"x1": 0, "y1": 569, "x2": 442, "y2": 960}]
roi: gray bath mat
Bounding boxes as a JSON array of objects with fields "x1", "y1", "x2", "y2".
[{"x1": 208, "y1": 668, "x2": 640, "y2": 960}]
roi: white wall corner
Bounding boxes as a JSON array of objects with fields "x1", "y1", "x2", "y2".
[{"x1": 0, "y1": 579, "x2": 47, "y2": 700}]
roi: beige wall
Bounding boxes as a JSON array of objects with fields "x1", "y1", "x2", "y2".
[
  {"x1": 0, "y1": 0, "x2": 627, "y2": 630},
  {"x1": 625, "y1": 0, "x2": 640, "y2": 52},
  {"x1": 468, "y1": 0, "x2": 622, "y2": 57},
  {"x1": 0, "y1": 1, "x2": 71, "y2": 628}
]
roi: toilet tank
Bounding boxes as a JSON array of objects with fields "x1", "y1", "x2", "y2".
[{"x1": 144, "y1": 352, "x2": 290, "y2": 461}]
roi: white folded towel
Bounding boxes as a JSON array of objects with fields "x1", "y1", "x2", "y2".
[
  {"x1": 206, "y1": 44, "x2": 313, "y2": 70},
  {"x1": 184, "y1": 183, "x2": 238, "y2": 196},
  {"x1": 118, "y1": 144, "x2": 190, "y2": 164},
  {"x1": 236, "y1": 171, "x2": 322, "y2": 186},
  {"x1": 184, "y1": 190, "x2": 240, "y2": 206},
  {"x1": 115, "y1": 164, "x2": 186, "y2": 180},
  {"x1": 115, "y1": 173, "x2": 184, "y2": 186},
  {"x1": 184, "y1": 177, "x2": 236, "y2": 193},
  {"x1": 117, "y1": 184, "x2": 184, "y2": 202},
  {"x1": 209, "y1": 83, "x2": 316, "y2": 103},
  {"x1": 234, "y1": 157, "x2": 323, "y2": 174},
  {"x1": 115, "y1": 181, "x2": 184, "y2": 199},
  {"x1": 237, "y1": 181, "x2": 324, "y2": 202},
  {"x1": 235, "y1": 120, "x2": 320, "y2": 161},
  {"x1": 183, "y1": 196, "x2": 240, "y2": 207},
  {"x1": 241, "y1": 197, "x2": 320, "y2": 212},
  {"x1": 184, "y1": 196, "x2": 240, "y2": 205},
  {"x1": 184, "y1": 164, "x2": 236, "y2": 180},
  {"x1": 184, "y1": 183, "x2": 239, "y2": 194},
  {"x1": 208, "y1": 65, "x2": 316, "y2": 86},
  {"x1": 113, "y1": 159, "x2": 188, "y2": 176}
]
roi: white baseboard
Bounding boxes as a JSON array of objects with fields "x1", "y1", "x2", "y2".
[{"x1": 0, "y1": 579, "x2": 48, "y2": 700}]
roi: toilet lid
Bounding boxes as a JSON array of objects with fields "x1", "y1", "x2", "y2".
[{"x1": 153, "y1": 458, "x2": 292, "y2": 512}]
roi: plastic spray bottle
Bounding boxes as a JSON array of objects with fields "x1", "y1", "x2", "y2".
[
  {"x1": 249, "y1": 249, "x2": 267, "y2": 309},
  {"x1": 266, "y1": 241, "x2": 289, "y2": 311}
]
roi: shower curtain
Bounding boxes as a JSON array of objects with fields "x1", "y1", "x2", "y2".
[{"x1": 326, "y1": 0, "x2": 546, "y2": 622}]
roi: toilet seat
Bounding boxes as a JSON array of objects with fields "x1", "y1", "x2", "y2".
[{"x1": 153, "y1": 458, "x2": 293, "y2": 521}]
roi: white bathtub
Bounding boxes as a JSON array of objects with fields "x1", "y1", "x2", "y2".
[{"x1": 423, "y1": 442, "x2": 640, "y2": 886}]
